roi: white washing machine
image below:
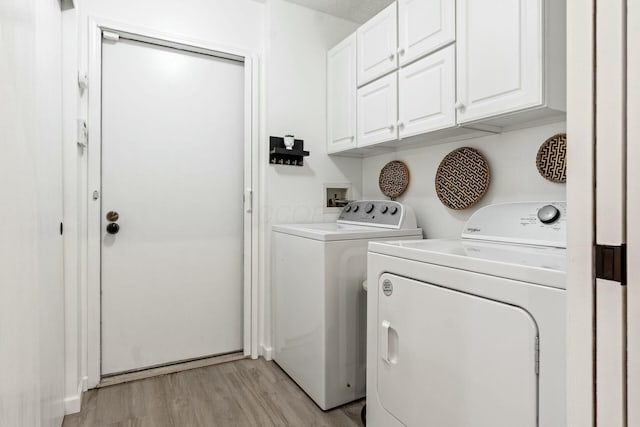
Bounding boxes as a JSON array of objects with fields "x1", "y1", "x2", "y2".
[
  {"x1": 272, "y1": 200, "x2": 422, "y2": 410},
  {"x1": 366, "y1": 202, "x2": 567, "y2": 427}
]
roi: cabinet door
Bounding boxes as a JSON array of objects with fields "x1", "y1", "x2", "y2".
[
  {"x1": 398, "y1": 45, "x2": 455, "y2": 138},
  {"x1": 456, "y1": 0, "x2": 543, "y2": 123},
  {"x1": 357, "y1": 72, "x2": 398, "y2": 147},
  {"x1": 398, "y1": 0, "x2": 455, "y2": 66},
  {"x1": 357, "y1": 2, "x2": 398, "y2": 87},
  {"x1": 327, "y1": 34, "x2": 357, "y2": 154}
]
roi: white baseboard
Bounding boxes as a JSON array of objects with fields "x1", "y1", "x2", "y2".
[
  {"x1": 64, "y1": 376, "x2": 87, "y2": 415},
  {"x1": 261, "y1": 345, "x2": 273, "y2": 360}
]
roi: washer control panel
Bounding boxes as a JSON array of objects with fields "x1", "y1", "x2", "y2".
[{"x1": 338, "y1": 200, "x2": 415, "y2": 229}]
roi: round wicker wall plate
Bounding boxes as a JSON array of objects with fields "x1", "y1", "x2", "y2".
[
  {"x1": 536, "y1": 133, "x2": 567, "y2": 183},
  {"x1": 379, "y1": 160, "x2": 410, "y2": 199},
  {"x1": 435, "y1": 147, "x2": 490, "y2": 210}
]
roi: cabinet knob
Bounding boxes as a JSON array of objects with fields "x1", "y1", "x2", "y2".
[
  {"x1": 397, "y1": 47, "x2": 405, "y2": 56},
  {"x1": 388, "y1": 53, "x2": 395, "y2": 61},
  {"x1": 388, "y1": 124, "x2": 395, "y2": 132},
  {"x1": 455, "y1": 101, "x2": 465, "y2": 110},
  {"x1": 397, "y1": 121, "x2": 404, "y2": 129}
]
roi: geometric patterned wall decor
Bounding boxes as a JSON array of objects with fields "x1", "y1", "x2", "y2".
[
  {"x1": 536, "y1": 133, "x2": 567, "y2": 183},
  {"x1": 379, "y1": 160, "x2": 410, "y2": 199},
  {"x1": 435, "y1": 147, "x2": 491, "y2": 210}
]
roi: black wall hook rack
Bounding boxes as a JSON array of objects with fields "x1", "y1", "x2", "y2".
[{"x1": 269, "y1": 136, "x2": 310, "y2": 166}]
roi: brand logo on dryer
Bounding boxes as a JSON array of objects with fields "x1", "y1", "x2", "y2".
[
  {"x1": 382, "y1": 279, "x2": 393, "y2": 296},
  {"x1": 466, "y1": 227, "x2": 481, "y2": 233}
]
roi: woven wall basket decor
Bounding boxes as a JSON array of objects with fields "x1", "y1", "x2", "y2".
[
  {"x1": 379, "y1": 160, "x2": 410, "y2": 199},
  {"x1": 536, "y1": 133, "x2": 567, "y2": 183},
  {"x1": 435, "y1": 147, "x2": 490, "y2": 210}
]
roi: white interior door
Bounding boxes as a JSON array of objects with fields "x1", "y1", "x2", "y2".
[
  {"x1": 101, "y1": 36, "x2": 245, "y2": 375},
  {"x1": 377, "y1": 274, "x2": 538, "y2": 427},
  {"x1": 628, "y1": 0, "x2": 640, "y2": 423},
  {"x1": 594, "y1": 0, "x2": 627, "y2": 424}
]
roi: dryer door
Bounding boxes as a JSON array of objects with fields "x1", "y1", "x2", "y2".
[{"x1": 377, "y1": 273, "x2": 539, "y2": 427}]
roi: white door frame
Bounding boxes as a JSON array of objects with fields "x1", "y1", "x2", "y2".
[
  {"x1": 566, "y1": 0, "x2": 596, "y2": 425},
  {"x1": 86, "y1": 17, "x2": 260, "y2": 388},
  {"x1": 627, "y1": 0, "x2": 640, "y2": 423}
]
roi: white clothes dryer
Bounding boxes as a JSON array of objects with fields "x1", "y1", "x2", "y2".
[
  {"x1": 272, "y1": 200, "x2": 422, "y2": 410},
  {"x1": 366, "y1": 202, "x2": 567, "y2": 427}
]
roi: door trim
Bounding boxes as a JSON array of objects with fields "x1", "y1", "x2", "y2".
[
  {"x1": 86, "y1": 17, "x2": 260, "y2": 388},
  {"x1": 566, "y1": 0, "x2": 596, "y2": 424}
]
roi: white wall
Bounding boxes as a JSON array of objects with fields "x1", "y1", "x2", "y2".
[
  {"x1": 362, "y1": 121, "x2": 567, "y2": 238},
  {"x1": 61, "y1": 2, "x2": 85, "y2": 414},
  {"x1": 0, "y1": 0, "x2": 65, "y2": 426},
  {"x1": 259, "y1": 0, "x2": 361, "y2": 356}
]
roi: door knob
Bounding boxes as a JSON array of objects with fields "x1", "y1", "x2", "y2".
[
  {"x1": 106, "y1": 223, "x2": 120, "y2": 235},
  {"x1": 106, "y1": 211, "x2": 119, "y2": 222}
]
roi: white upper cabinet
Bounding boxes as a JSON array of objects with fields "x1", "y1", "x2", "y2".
[
  {"x1": 456, "y1": 0, "x2": 566, "y2": 124},
  {"x1": 328, "y1": 0, "x2": 566, "y2": 155},
  {"x1": 357, "y1": 3, "x2": 398, "y2": 87},
  {"x1": 357, "y1": 72, "x2": 398, "y2": 147},
  {"x1": 398, "y1": 0, "x2": 455, "y2": 66},
  {"x1": 398, "y1": 45, "x2": 456, "y2": 138},
  {"x1": 327, "y1": 33, "x2": 357, "y2": 154}
]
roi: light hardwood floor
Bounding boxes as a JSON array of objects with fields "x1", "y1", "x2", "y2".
[{"x1": 63, "y1": 358, "x2": 364, "y2": 427}]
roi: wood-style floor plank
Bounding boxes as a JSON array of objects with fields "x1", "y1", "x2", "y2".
[{"x1": 63, "y1": 358, "x2": 364, "y2": 427}]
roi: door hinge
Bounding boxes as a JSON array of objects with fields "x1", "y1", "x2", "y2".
[
  {"x1": 102, "y1": 31, "x2": 120, "y2": 42},
  {"x1": 77, "y1": 119, "x2": 88, "y2": 147},
  {"x1": 535, "y1": 336, "x2": 540, "y2": 375},
  {"x1": 595, "y1": 244, "x2": 626, "y2": 285},
  {"x1": 245, "y1": 188, "x2": 253, "y2": 213},
  {"x1": 77, "y1": 71, "x2": 88, "y2": 91}
]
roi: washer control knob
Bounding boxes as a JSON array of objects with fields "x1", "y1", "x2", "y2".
[
  {"x1": 365, "y1": 203, "x2": 375, "y2": 213},
  {"x1": 381, "y1": 205, "x2": 389, "y2": 214},
  {"x1": 538, "y1": 205, "x2": 560, "y2": 224},
  {"x1": 353, "y1": 204, "x2": 360, "y2": 212},
  {"x1": 344, "y1": 205, "x2": 352, "y2": 212},
  {"x1": 389, "y1": 206, "x2": 399, "y2": 215}
]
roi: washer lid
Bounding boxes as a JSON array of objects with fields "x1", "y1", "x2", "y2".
[
  {"x1": 462, "y1": 202, "x2": 567, "y2": 248},
  {"x1": 272, "y1": 223, "x2": 422, "y2": 241},
  {"x1": 368, "y1": 239, "x2": 566, "y2": 289}
]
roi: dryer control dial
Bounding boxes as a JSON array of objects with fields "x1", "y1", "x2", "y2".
[
  {"x1": 365, "y1": 203, "x2": 375, "y2": 213},
  {"x1": 538, "y1": 205, "x2": 560, "y2": 224}
]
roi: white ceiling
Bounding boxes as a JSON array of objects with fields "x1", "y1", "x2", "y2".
[{"x1": 283, "y1": 0, "x2": 394, "y2": 23}]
